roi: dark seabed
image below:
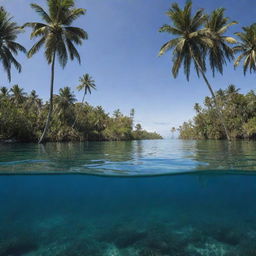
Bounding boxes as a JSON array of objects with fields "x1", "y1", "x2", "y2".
[{"x1": 0, "y1": 140, "x2": 256, "y2": 256}]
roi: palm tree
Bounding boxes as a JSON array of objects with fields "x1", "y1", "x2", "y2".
[
  {"x1": 72, "y1": 73, "x2": 96, "y2": 127},
  {"x1": 0, "y1": 86, "x2": 9, "y2": 97},
  {"x1": 205, "y1": 8, "x2": 237, "y2": 76},
  {"x1": 0, "y1": 7, "x2": 26, "y2": 81},
  {"x1": 158, "y1": 2, "x2": 236, "y2": 140},
  {"x1": 55, "y1": 86, "x2": 76, "y2": 124},
  {"x1": 234, "y1": 24, "x2": 256, "y2": 74},
  {"x1": 24, "y1": 0, "x2": 87, "y2": 143},
  {"x1": 25, "y1": 90, "x2": 42, "y2": 112},
  {"x1": 226, "y1": 84, "x2": 240, "y2": 95},
  {"x1": 171, "y1": 127, "x2": 176, "y2": 138},
  {"x1": 10, "y1": 84, "x2": 26, "y2": 104}
]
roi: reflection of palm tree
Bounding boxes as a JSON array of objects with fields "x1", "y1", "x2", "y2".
[
  {"x1": 73, "y1": 74, "x2": 96, "y2": 128},
  {"x1": 159, "y1": 2, "x2": 236, "y2": 141},
  {"x1": 24, "y1": 0, "x2": 87, "y2": 143},
  {"x1": 0, "y1": 8, "x2": 26, "y2": 81}
]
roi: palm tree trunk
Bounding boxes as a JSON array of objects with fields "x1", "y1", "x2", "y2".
[
  {"x1": 193, "y1": 58, "x2": 231, "y2": 141},
  {"x1": 72, "y1": 90, "x2": 86, "y2": 128},
  {"x1": 200, "y1": 71, "x2": 231, "y2": 141},
  {"x1": 38, "y1": 51, "x2": 56, "y2": 144}
]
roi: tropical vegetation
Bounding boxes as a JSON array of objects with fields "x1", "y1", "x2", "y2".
[
  {"x1": 159, "y1": 1, "x2": 237, "y2": 141},
  {"x1": 24, "y1": 0, "x2": 88, "y2": 143},
  {"x1": 179, "y1": 85, "x2": 256, "y2": 140},
  {"x1": 0, "y1": 7, "x2": 26, "y2": 81},
  {"x1": 0, "y1": 85, "x2": 162, "y2": 142},
  {"x1": 1, "y1": 0, "x2": 256, "y2": 142}
]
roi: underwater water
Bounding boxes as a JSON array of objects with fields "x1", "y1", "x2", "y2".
[{"x1": 0, "y1": 140, "x2": 256, "y2": 256}]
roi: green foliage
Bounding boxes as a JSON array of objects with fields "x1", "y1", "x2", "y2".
[
  {"x1": 132, "y1": 123, "x2": 163, "y2": 140},
  {"x1": 243, "y1": 117, "x2": 256, "y2": 138},
  {"x1": 234, "y1": 24, "x2": 256, "y2": 74},
  {"x1": 179, "y1": 85, "x2": 256, "y2": 140},
  {"x1": 0, "y1": 8, "x2": 26, "y2": 81},
  {"x1": 0, "y1": 86, "x2": 162, "y2": 142},
  {"x1": 158, "y1": 1, "x2": 236, "y2": 80},
  {"x1": 24, "y1": 0, "x2": 87, "y2": 66}
]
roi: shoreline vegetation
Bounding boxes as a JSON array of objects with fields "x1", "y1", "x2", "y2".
[
  {"x1": 1, "y1": 1, "x2": 256, "y2": 142},
  {"x1": 179, "y1": 85, "x2": 256, "y2": 140},
  {"x1": 0, "y1": 85, "x2": 162, "y2": 142}
]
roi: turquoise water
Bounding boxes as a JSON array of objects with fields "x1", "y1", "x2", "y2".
[{"x1": 0, "y1": 140, "x2": 256, "y2": 255}]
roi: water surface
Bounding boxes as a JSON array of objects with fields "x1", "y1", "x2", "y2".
[
  {"x1": 1, "y1": 139, "x2": 256, "y2": 175},
  {"x1": 0, "y1": 140, "x2": 256, "y2": 256}
]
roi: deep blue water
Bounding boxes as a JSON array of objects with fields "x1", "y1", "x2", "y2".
[{"x1": 0, "y1": 140, "x2": 256, "y2": 255}]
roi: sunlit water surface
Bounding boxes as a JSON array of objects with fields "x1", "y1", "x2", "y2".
[{"x1": 0, "y1": 140, "x2": 256, "y2": 256}]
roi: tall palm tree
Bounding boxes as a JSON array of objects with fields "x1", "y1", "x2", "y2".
[
  {"x1": 0, "y1": 7, "x2": 26, "y2": 81},
  {"x1": 72, "y1": 73, "x2": 96, "y2": 127},
  {"x1": 10, "y1": 84, "x2": 26, "y2": 104},
  {"x1": 233, "y1": 24, "x2": 256, "y2": 74},
  {"x1": 158, "y1": 1, "x2": 236, "y2": 140},
  {"x1": 24, "y1": 0, "x2": 87, "y2": 143}
]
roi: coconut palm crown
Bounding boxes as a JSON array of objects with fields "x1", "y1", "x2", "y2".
[
  {"x1": 72, "y1": 73, "x2": 96, "y2": 128},
  {"x1": 233, "y1": 24, "x2": 256, "y2": 74},
  {"x1": 158, "y1": 1, "x2": 208, "y2": 80},
  {"x1": 77, "y1": 73, "x2": 96, "y2": 102},
  {"x1": 24, "y1": 0, "x2": 87, "y2": 66},
  {"x1": 159, "y1": 2, "x2": 236, "y2": 80},
  {"x1": 0, "y1": 7, "x2": 26, "y2": 81},
  {"x1": 205, "y1": 8, "x2": 237, "y2": 76}
]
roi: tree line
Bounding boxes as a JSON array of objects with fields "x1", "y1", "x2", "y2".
[
  {"x1": 0, "y1": 84, "x2": 162, "y2": 142},
  {"x1": 0, "y1": 1, "x2": 162, "y2": 142},
  {"x1": 179, "y1": 85, "x2": 256, "y2": 140},
  {"x1": 2, "y1": 1, "x2": 256, "y2": 141}
]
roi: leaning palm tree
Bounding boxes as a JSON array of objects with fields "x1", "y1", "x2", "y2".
[
  {"x1": 24, "y1": 0, "x2": 87, "y2": 143},
  {"x1": 0, "y1": 7, "x2": 26, "y2": 81},
  {"x1": 159, "y1": 1, "x2": 236, "y2": 140},
  {"x1": 233, "y1": 24, "x2": 256, "y2": 74},
  {"x1": 72, "y1": 73, "x2": 96, "y2": 127}
]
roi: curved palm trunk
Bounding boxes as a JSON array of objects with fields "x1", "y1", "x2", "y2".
[
  {"x1": 38, "y1": 52, "x2": 56, "y2": 144},
  {"x1": 193, "y1": 58, "x2": 231, "y2": 141},
  {"x1": 72, "y1": 90, "x2": 86, "y2": 128}
]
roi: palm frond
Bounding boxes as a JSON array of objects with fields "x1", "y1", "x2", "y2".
[
  {"x1": 62, "y1": 8, "x2": 86, "y2": 25},
  {"x1": 31, "y1": 4, "x2": 52, "y2": 23},
  {"x1": 28, "y1": 36, "x2": 46, "y2": 58}
]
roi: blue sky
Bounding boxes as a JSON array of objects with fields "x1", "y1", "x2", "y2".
[{"x1": 1, "y1": 0, "x2": 256, "y2": 137}]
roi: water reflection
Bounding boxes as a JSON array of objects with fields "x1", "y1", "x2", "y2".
[
  {"x1": 192, "y1": 140, "x2": 256, "y2": 172},
  {"x1": 1, "y1": 140, "x2": 256, "y2": 175}
]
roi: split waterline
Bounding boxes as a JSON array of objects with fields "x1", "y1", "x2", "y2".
[{"x1": 0, "y1": 140, "x2": 256, "y2": 255}]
